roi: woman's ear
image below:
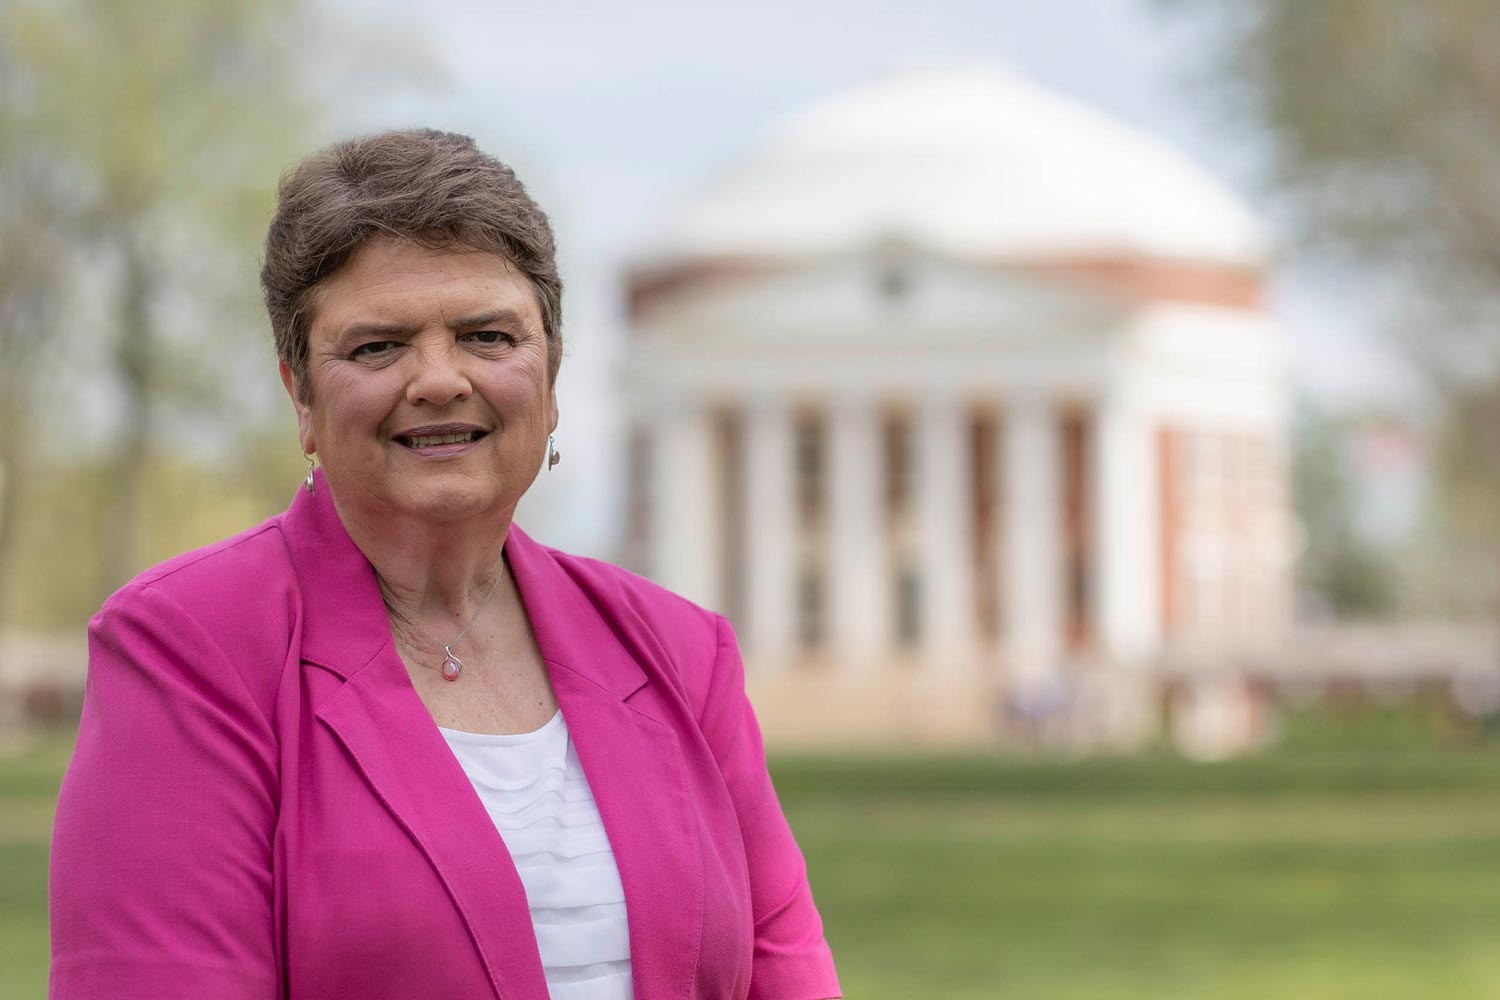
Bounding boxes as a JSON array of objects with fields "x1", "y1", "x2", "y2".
[{"x1": 278, "y1": 359, "x2": 317, "y2": 455}]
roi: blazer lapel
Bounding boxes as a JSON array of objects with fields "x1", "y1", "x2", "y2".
[
  {"x1": 282, "y1": 477, "x2": 704, "y2": 1000},
  {"x1": 505, "y1": 527, "x2": 705, "y2": 1000},
  {"x1": 284, "y1": 476, "x2": 548, "y2": 1000},
  {"x1": 314, "y1": 647, "x2": 549, "y2": 1000}
]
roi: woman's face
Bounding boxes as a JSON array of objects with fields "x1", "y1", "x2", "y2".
[{"x1": 280, "y1": 236, "x2": 557, "y2": 527}]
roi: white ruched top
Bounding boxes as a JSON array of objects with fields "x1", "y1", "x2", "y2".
[{"x1": 438, "y1": 710, "x2": 635, "y2": 1000}]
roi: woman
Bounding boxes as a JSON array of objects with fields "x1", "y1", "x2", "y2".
[{"x1": 49, "y1": 129, "x2": 841, "y2": 1000}]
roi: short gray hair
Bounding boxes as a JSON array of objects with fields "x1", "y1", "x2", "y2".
[{"x1": 261, "y1": 128, "x2": 562, "y2": 399}]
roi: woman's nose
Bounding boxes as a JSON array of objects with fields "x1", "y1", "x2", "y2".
[{"x1": 404, "y1": 341, "x2": 472, "y2": 407}]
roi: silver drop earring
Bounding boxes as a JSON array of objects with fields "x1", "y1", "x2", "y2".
[
  {"x1": 547, "y1": 434, "x2": 561, "y2": 471},
  {"x1": 303, "y1": 452, "x2": 316, "y2": 493}
]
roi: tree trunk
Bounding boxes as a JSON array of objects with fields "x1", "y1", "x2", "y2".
[
  {"x1": 0, "y1": 392, "x2": 23, "y2": 631},
  {"x1": 0, "y1": 265, "x2": 51, "y2": 633},
  {"x1": 101, "y1": 236, "x2": 152, "y2": 599}
]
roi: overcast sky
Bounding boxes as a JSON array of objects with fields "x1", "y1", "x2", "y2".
[{"x1": 325, "y1": 0, "x2": 1412, "y2": 553}]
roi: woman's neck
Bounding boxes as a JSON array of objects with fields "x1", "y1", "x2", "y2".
[{"x1": 332, "y1": 492, "x2": 515, "y2": 625}]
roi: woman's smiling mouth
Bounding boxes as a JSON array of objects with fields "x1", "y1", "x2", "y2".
[
  {"x1": 393, "y1": 425, "x2": 490, "y2": 452},
  {"x1": 404, "y1": 432, "x2": 479, "y2": 448}
]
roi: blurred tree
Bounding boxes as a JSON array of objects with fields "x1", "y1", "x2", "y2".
[
  {"x1": 0, "y1": 102, "x2": 72, "y2": 626},
  {"x1": 1, "y1": 0, "x2": 314, "y2": 606},
  {"x1": 1420, "y1": 384, "x2": 1500, "y2": 617},
  {"x1": 1163, "y1": 1, "x2": 1500, "y2": 619},
  {"x1": 1291, "y1": 399, "x2": 1396, "y2": 619}
]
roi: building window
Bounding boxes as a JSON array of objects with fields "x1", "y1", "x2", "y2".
[
  {"x1": 1062, "y1": 411, "x2": 1091, "y2": 651},
  {"x1": 970, "y1": 411, "x2": 999, "y2": 642},
  {"x1": 896, "y1": 565, "x2": 921, "y2": 648},
  {"x1": 714, "y1": 409, "x2": 745, "y2": 629},
  {"x1": 883, "y1": 411, "x2": 913, "y2": 518},
  {"x1": 796, "y1": 566, "x2": 824, "y2": 650},
  {"x1": 795, "y1": 412, "x2": 825, "y2": 524},
  {"x1": 874, "y1": 239, "x2": 914, "y2": 303},
  {"x1": 877, "y1": 261, "x2": 910, "y2": 302}
]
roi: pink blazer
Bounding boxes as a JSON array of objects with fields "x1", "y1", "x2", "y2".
[{"x1": 49, "y1": 476, "x2": 840, "y2": 999}]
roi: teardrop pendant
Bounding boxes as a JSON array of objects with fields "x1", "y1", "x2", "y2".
[{"x1": 441, "y1": 649, "x2": 462, "y2": 681}]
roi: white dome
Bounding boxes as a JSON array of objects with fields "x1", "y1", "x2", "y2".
[{"x1": 641, "y1": 64, "x2": 1268, "y2": 268}]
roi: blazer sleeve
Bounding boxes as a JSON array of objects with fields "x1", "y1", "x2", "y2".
[
  {"x1": 49, "y1": 584, "x2": 280, "y2": 999},
  {"x1": 697, "y1": 613, "x2": 841, "y2": 1000}
]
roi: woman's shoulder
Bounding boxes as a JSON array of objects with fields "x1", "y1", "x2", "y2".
[
  {"x1": 92, "y1": 513, "x2": 300, "y2": 721},
  {"x1": 103, "y1": 512, "x2": 296, "y2": 619},
  {"x1": 540, "y1": 543, "x2": 719, "y2": 634},
  {"x1": 538, "y1": 544, "x2": 734, "y2": 720}
]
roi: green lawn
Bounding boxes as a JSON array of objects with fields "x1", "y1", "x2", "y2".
[
  {"x1": 7, "y1": 730, "x2": 1500, "y2": 998},
  {"x1": 0, "y1": 733, "x2": 71, "y2": 1000},
  {"x1": 776, "y1": 748, "x2": 1500, "y2": 999}
]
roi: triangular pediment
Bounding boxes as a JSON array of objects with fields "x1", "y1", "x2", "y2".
[{"x1": 635, "y1": 249, "x2": 1132, "y2": 358}]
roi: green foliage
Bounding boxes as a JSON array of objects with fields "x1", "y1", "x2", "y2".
[
  {"x1": 5, "y1": 0, "x2": 313, "y2": 233},
  {"x1": 1165, "y1": 2, "x2": 1500, "y2": 301},
  {"x1": 0, "y1": 0, "x2": 439, "y2": 617},
  {"x1": 1162, "y1": 1, "x2": 1500, "y2": 621},
  {"x1": 1290, "y1": 399, "x2": 1397, "y2": 618},
  {"x1": 1422, "y1": 385, "x2": 1500, "y2": 617},
  {"x1": 0, "y1": 0, "x2": 322, "y2": 610},
  {"x1": 3, "y1": 450, "x2": 302, "y2": 630}
]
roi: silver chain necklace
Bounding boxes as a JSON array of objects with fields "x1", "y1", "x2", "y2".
[{"x1": 392, "y1": 563, "x2": 506, "y2": 682}]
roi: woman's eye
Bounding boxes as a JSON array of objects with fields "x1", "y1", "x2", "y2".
[
  {"x1": 351, "y1": 341, "x2": 399, "y2": 359},
  {"x1": 465, "y1": 330, "x2": 513, "y2": 346}
]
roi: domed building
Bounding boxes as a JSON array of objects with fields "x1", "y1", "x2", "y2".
[{"x1": 618, "y1": 65, "x2": 1292, "y2": 748}]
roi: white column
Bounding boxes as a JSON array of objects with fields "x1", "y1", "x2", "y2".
[
  {"x1": 652, "y1": 399, "x2": 720, "y2": 610},
  {"x1": 1092, "y1": 384, "x2": 1161, "y2": 666},
  {"x1": 1003, "y1": 394, "x2": 1063, "y2": 685},
  {"x1": 915, "y1": 397, "x2": 975, "y2": 665},
  {"x1": 743, "y1": 395, "x2": 796, "y2": 665},
  {"x1": 828, "y1": 394, "x2": 886, "y2": 659}
]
